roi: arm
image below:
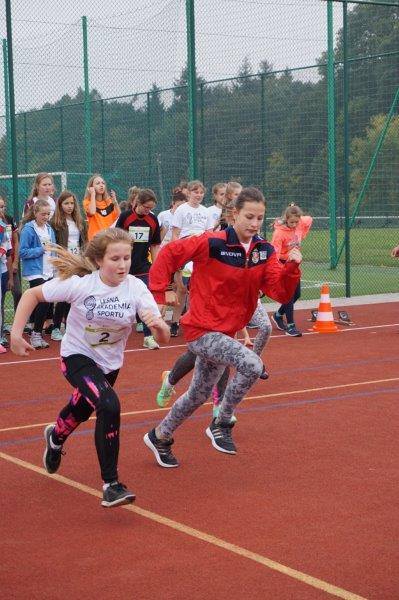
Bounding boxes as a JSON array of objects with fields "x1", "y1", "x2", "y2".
[
  {"x1": 12, "y1": 228, "x2": 19, "y2": 273},
  {"x1": 391, "y1": 245, "x2": 399, "y2": 258},
  {"x1": 140, "y1": 309, "x2": 170, "y2": 345},
  {"x1": 110, "y1": 190, "x2": 121, "y2": 219},
  {"x1": 150, "y1": 244, "x2": 160, "y2": 263},
  {"x1": 260, "y1": 248, "x2": 302, "y2": 305},
  {"x1": 171, "y1": 226, "x2": 181, "y2": 241},
  {"x1": 149, "y1": 235, "x2": 209, "y2": 304},
  {"x1": 85, "y1": 188, "x2": 97, "y2": 216},
  {"x1": 19, "y1": 228, "x2": 45, "y2": 259},
  {"x1": 10, "y1": 286, "x2": 45, "y2": 355}
]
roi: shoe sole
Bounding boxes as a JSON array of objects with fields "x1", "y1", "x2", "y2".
[
  {"x1": 143, "y1": 433, "x2": 179, "y2": 468},
  {"x1": 285, "y1": 331, "x2": 302, "y2": 337},
  {"x1": 43, "y1": 424, "x2": 59, "y2": 474},
  {"x1": 205, "y1": 427, "x2": 236, "y2": 455},
  {"x1": 101, "y1": 493, "x2": 136, "y2": 508},
  {"x1": 271, "y1": 315, "x2": 286, "y2": 331}
]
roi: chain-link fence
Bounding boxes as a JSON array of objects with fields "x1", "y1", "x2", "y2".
[{"x1": 0, "y1": 0, "x2": 398, "y2": 314}]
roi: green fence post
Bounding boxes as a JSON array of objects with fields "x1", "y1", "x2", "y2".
[
  {"x1": 5, "y1": 0, "x2": 18, "y2": 220},
  {"x1": 2, "y1": 39, "x2": 12, "y2": 175},
  {"x1": 199, "y1": 83, "x2": 205, "y2": 181},
  {"x1": 260, "y1": 73, "x2": 266, "y2": 193},
  {"x1": 327, "y1": 1, "x2": 337, "y2": 269},
  {"x1": 146, "y1": 92, "x2": 152, "y2": 186},
  {"x1": 82, "y1": 16, "x2": 92, "y2": 173},
  {"x1": 342, "y1": 0, "x2": 350, "y2": 297},
  {"x1": 59, "y1": 105, "x2": 65, "y2": 171},
  {"x1": 23, "y1": 112, "x2": 28, "y2": 172},
  {"x1": 186, "y1": 0, "x2": 197, "y2": 180},
  {"x1": 101, "y1": 99, "x2": 106, "y2": 172}
]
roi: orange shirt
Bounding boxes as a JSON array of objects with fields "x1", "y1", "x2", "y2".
[
  {"x1": 271, "y1": 216, "x2": 313, "y2": 261},
  {"x1": 83, "y1": 197, "x2": 118, "y2": 240}
]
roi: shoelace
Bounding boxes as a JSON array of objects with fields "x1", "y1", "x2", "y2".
[{"x1": 156, "y1": 438, "x2": 174, "y2": 457}]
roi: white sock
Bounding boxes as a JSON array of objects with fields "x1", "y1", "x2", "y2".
[{"x1": 103, "y1": 481, "x2": 117, "y2": 491}]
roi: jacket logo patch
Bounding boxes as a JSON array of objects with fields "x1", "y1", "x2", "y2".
[
  {"x1": 259, "y1": 251, "x2": 268, "y2": 260},
  {"x1": 251, "y1": 249, "x2": 259, "y2": 264}
]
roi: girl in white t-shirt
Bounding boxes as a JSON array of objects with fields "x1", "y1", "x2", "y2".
[
  {"x1": 19, "y1": 199, "x2": 56, "y2": 349},
  {"x1": 50, "y1": 190, "x2": 88, "y2": 341},
  {"x1": 170, "y1": 180, "x2": 213, "y2": 336},
  {"x1": 206, "y1": 182, "x2": 227, "y2": 229},
  {"x1": 11, "y1": 227, "x2": 170, "y2": 508}
]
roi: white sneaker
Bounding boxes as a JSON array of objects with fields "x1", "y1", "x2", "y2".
[
  {"x1": 51, "y1": 328, "x2": 64, "y2": 341},
  {"x1": 30, "y1": 331, "x2": 50, "y2": 349},
  {"x1": 143, "y1": 335, "x2": 159, "y2": 350}
]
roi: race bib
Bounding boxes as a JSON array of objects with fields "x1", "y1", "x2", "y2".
[
  {"x1": 129, "y1": 225, "x2": 150, "y2": 243},
  {"x1": 84, "y1": 325, "x2": 125, "y2": 347},
  {"x1": 68, "y1": 244, "x2": 79, "y2": 256}
]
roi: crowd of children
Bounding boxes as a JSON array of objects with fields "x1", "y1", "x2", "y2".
[{"x1": 4, "y1": 170, "x2": 319, "y2": 506}]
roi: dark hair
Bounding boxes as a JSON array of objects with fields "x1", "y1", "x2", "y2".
[
  {"x1": 135, "y1": 188, "x2": 157, "y2": 206},
  {"x1": 234, "y1": 187, "x2": 266, "y2": 211},
  {"x1": 172, "y1": 189, "x2": 187, "y2": 203}
]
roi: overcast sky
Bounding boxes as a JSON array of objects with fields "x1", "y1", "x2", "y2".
[{"x1": 0, "y1": 0, "x2": 343, "y2": 115}]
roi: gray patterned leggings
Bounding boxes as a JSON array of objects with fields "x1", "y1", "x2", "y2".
[{"x1": 157, "y1": 332, "x2": 263, "y2": 438}]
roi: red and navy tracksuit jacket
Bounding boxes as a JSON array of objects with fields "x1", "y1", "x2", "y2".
[{"x1": 149, "y1": 226, "x2": 301, "y2": 342}]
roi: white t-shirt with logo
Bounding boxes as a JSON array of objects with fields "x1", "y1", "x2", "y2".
[
  {"x1": 158, "y1": 209, "x2": 173, "y2": 245},
  {"x1": 67, "y1": 219, "x2": 80, "y2": 255},
  {"x1": 42, "y1": 271, "x2": 161, "y2": 373},
  {"x1": 206, "y1": 205, "x2": 222, "y2": 228},
  {"x1": 172, "y1": 203, "x2": 213, "y2": 238},
  {"x1": 0, "y1": 227, "x2": 11, "y2": 275}
]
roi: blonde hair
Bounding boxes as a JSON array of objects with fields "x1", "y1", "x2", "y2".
[
  {"x1": 52, "y1": 190, "x2": 84, "y2": 232},
  {"x1": 84, "y1": 173, "x2": 109, "y2": 201},
  {"x1": 281, "y1": 203, "x2": 303, "y2": 223},
  {"x1": 225, "y1": 181, "x2": 242, "y2": 201},
  {"x1": 27, "y1": 172, "x2": 54, "y2": 201},
  {"x1": 187, "y1": 180, "x2": 206, "y2": 193},
  {"x1": 127, "y1": 186, "x2": 140, "y2": 209},
  {"x1": 50, "y1": 228, "x2": 132, "y2": 280},
  {"x1": 21, "y1": 198, "x2": 51, "y2": 227}
]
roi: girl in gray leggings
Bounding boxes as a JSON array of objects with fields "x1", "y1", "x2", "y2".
[{"x1": 145, "y1": 186, "x2": 302, "y2": 467}]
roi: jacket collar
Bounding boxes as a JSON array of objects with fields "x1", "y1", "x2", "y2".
[{"x1": 225, "y1": 226, "x2": 263, "y2": 247}]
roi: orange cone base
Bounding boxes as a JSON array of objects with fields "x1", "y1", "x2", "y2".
[{"x1": 312, "y1": 321, "x2": 339, "y2": 333}]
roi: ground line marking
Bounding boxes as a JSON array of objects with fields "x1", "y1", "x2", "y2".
[
  {"x1": 0, "y1": 322, "x2": 398, "y2": 367},
  {"x1": 1, "y1": 376, "x2": 398, "y2": 434},
  {"x1": 0, "y1": 450, "x2": 367, "y2": 600}
]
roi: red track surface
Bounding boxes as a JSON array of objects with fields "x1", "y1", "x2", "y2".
[{"x1": 1, "y1": 303, "x2": 398, "y2": 599}]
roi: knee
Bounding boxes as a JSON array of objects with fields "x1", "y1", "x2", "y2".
[
  {"x1": 98, "y1": 389, "x2": 120, "y2": 419},
  {"x1": 239, "y1": 353, "x2": 263, "y2": 378}
]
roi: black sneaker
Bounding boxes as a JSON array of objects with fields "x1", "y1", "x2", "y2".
[
  {"x1": 101, "y1": 482, "x2": 135, "y2": 508},
  {"x1": 170, "y1": 322, "x2": 179, "y2": 337},
  {"x1": 143, "y1": 428, "x2": 179, "y2": 468},
  {"x1": 286, "y1": 325, "x2": 302, "y2": 337},
  {"x1": 205, "y1": 418, "x2": 237, "y2": 454},
  {"x1": 259, "y1": 364, "x2": 269, "y2": 380},
  {"x1": 43, "y1": 324, "x2": 54, "y2": 335},
  {"x1": 43, "y1": 424, "x2": 64, "y2": 474},
  {"x1": 271, "y1": 313, "x2": 286, "y2": 331}
]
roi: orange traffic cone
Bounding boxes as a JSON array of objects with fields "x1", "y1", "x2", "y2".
[{"x1": 312, "y1": 284, "x2": 339, "y2": 333}]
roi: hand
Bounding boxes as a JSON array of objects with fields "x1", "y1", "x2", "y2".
[
  {"x1": 243, "y1": 335, "x2": 253, "y2": 347},
  {"x1": 165, "y1": 290, "x2": 179, "y2": 306},
  {"x1": 10, "y1": 335, "x2": 34, "y2": 356},
  {"x1": 88, "y1": 186, "x2": 96, "y2": 197},
  {"x1": 391, "y1": 245, "x2": 399, "y2": 258},
  {"x1": 139, "y1": 310, "x2": 165, "y2": 330},
  {"x1": 110, "y1": 189, "x2": 117, "y2": 203},
  {"x1": 287, "y1": 247, "x2": 302, "y2": 263}
]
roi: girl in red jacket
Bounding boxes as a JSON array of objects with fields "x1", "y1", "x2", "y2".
[
  {"x1": 271, "y1": 204, "x2": 312, "y2": 337},
  {"x1": 144, "y1": 187, "x2": 302, "y2": 468}
]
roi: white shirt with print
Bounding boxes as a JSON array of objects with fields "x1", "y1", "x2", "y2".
[
  {"x1": 42, "y1": 271, "x2": 161, "y2": 373},
  {"x1": 206, "y1": 205, "x2": 222, "y2": 229},
  {"x1": 172, "y1": 203, "x2": 213, "y2": 238},
  {"x1": 157, "y1": 209, "x2": 174, "y2": 245}
]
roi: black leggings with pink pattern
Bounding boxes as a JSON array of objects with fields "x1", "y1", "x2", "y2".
[{"x1": 52, "y1": 354, "x2": 120, "y2": 483}]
